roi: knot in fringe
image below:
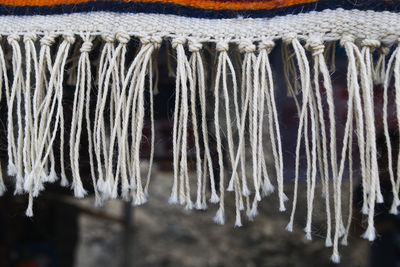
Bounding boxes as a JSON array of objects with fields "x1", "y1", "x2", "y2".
[
  {"x1": 63, "y1": 34, "x2": 76, "y2": 44},
  {"x1": 171, "y1": 36, "x2": 186, "y2": 48},
  {"x1": 379, "y1": 45, "x2": 390, "y2": 55},
  {"x1": 80, "y1": 40, "x2": 93, "y2": 53},
  {"x1": 306, "y1": 36, "x2": 324, "y2": 56},
  {"x1": 216, "y1": 41, "x2": 229, "y2": 52},
  {"x1": 361, "y1": 39, "x2": 380, "y2": 49},
  {"x1": 40, "y1": 34, "x2": 56, "y2": 47},
  {"x1": 102, "y1": 34, "x2": 115, "y2": 43},
  {"x1": 140, "y1": 35, "x2": 162, "y2": 48},
  {"x1": 188, "y1": 40, "x2": 202, "y2": 52},
  {"x1": 258, "y1": 39, "x2": 275, "y2": 53},
  {"x1": 23, "y1": 33, "x2": 37, "y2": 43},
  {"x1": 7, "y1": 34, "x2": 19, "y2": 44},
  {"x1": 116, "y1": 31, "x2": 130, "y2": 44},
  {"x1": 239, "y1": 40, "x2": 256, "y2": 53},
  {"x1": 283, "y1": 32, "x2": 297, "y2": 44},
  {"x1": 340, "y1": 35, "x2": 355, "y2": 47}
]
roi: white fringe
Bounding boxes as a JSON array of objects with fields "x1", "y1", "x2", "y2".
[{"x1": 0, "y1": 29, "x2": 399, "y2": 263}]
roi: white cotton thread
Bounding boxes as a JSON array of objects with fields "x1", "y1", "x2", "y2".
[
  {"x1": 189, "y1": 40, "x2": 207, "y2": 210},
  {"x1": 356, "y1": 39, "x2": 379, "y2": 242},
  {"x1": 0, "y1": 38, "x2": 8, "y2": 194},
  {"x1": 374, "y1": 45, "x2": 390, "y2": 85},
  {"x1": 384, "y1": 40, "x2": 400, "y2": 214},
  {"x1": 22, "y1": 33, "x2": 38, "y2": 190},
  {"x1": 286, "y1": 34, "x2": 312, "y2": 231},
  {"x1": 144, "y1": 41, "x2": 160, "y2": 198},
  {"x1": 70, "y1": 34, "x2": 99, "y2": 200},
  {"x1": 31, "y1": 34, "x2": 75, "y2": 198},
  {"x1": 258, "y1": 40, "x2": 283, "y2": 202},
  {"x1": 306, "y1": 36, "x2": 333, "y2": 248},
  {"x1": 7, "y1": 34, "x2": 24, "y2": 195}
]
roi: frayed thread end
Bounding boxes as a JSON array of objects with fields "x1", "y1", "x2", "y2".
[
  {"x1": 285, "y1": 222, "x2": 293, "y2": 232},
  {"x1": 361, "y1": 225, "x2": 376, "y2": 241},
  {"x1": 330, "y1": 252, "x2": 341, "y2": 264},
  {"x1": 213, "y1": 208, "x2": 225, "y2": 225}
]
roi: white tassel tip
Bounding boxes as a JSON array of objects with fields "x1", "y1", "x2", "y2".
[
  {"x1": 305, "y1": 232, "x2": 312, "y2": 241},
  {"x1": 279, "y1": 203, "x2": 286, "y2": 212},
  {"x1": 13, "y1": 184, "x2": 23, "y2": 195},
  {"x1": 325, "y1": 237, "x2": 333, "y2": 247},
  {"x1": 247, "y1": 206, "x2": 259, "y2": 221},
  {"x1": 285, "y1": 222, "x2": 293, "y2": 232},
  {"x1": 361, "y1": 226, "x2": 376, "y2": 242},
  {"x1": 283, "y1": 193, "x2": 289, "y2": 202},
  {"x1": 361, "y1": 205, "x2": 369, "y2": 215},
  {"x1": 168, "y1": 192, "x2": 179, "y2": 205},
  {"x1": 7, "y1": 163, "x2": 17, "y2": 177},
  {"x1": 376, "y1": 193, "x2": 384, "y2": 204},
  {"x1": 23, "y1": 175, "x2": 34, "y2": 193},
  {"x1": 262, "y1": 182, "x2": 275, "y2": 196},
  {"x1": 134, "y1": 194, "x2": 148, "y2": 206},
  {"x1": 330, "y1": 253, "x2": 341, "y2": 264},
  {"x1": 213, "y1": 208, "x2": 225, "y2": 225},
  {"x1": 340, "y1": 239, "x2": 348, "y2": 246},
  {"x1": 25, "y1": 207, "x2": 33, "y2": 217},
  {"x1": 94, "y1": 196, "x2": 105, "y2": 207},
  {"x1": 46, "y1": 170, "x2": 58, "y2": 183},
  {"x1": 184, "y1": 201, "x2": 193, "y2": 210},
  {"x1": 195, "y1": 202, "x2": 208, "y2": 210},
  {"x1": 32, "y1": 182, "x2": 45, "y2": 197},
  {"x1": 209, "y1": 193, "x2": 220, "y2": 204},
  {"x1": 226, "y1": 179, "x2": 235, "y2": 192},
  {"x1": 60, "y1": 175, "x2": 69, "y2": 187},
  {"x1": 390, "y1": 204, "x2": 399, "y2": 215},
  {"x1": 73, "y1": 183, "x2": 87, "y2": 199},
  {"x1": 242, "y1": 186, "x2": 251, "y2": 197},
  {"x1": 234, "y1": 214, "x2": 243, "y2": 228}
]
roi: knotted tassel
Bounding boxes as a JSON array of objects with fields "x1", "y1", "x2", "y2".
[
  {"x1": 212, "y1": 40, "x2": 233, "y2": 224},
  {"x1": 361, "y1": 39, "x2": 384, "y2": 204},
  {"x1": 374, "y1": 45, "x2": 390, "y2": 85},
  {"x1": 357, "y1": 39, "x2": 380, "y2": 241},
  {"x1": 188, "y1": 39, "x2": 210, "y2": 210},
  {"x1": 23, "y1": 33, "x2": 39, "y2": 192},
  {"x1": 7, "y1": 34, "x2": 24, "y2": 195},
  {"x1": 143, "y1": 37, "x2": 161, "y2": 199},
  {"x1": 384, "y1": 39, "x2": 400, "y2": 214},
  {"x1": 26, "y1": 34, "x2": 75, "y2": 215},
  {"x1": 286, "y1": 33, "x2": 312, "y2": 232},
  {"x1": 257, "y1": 39, "x2": 285, "y2": 208},
  {"x1": 93, "y1": 34, "x2": 115, "y2": 199},
  {"x1": 118, "y1": 35, "x2": 160, "y2": 205},
  {"x1": 70, "y1": 34, "x2": 97, "y2": 200},
  {"x1": 0, "y1": 38, "x2": 8, "y2": 195},
  {"x1": 307, "y1": 36, "x2": 337, "y2": 247},
  {"x1": 100, "y1": 31, "x2": 131, "y2": 200},
  {"x1": 34, "y1": 33, "x2": 59, "y2": 186}
]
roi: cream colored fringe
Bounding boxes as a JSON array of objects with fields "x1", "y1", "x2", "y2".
[{"x1": 1, "y1": 32, "x2": 399, "y2": 263}]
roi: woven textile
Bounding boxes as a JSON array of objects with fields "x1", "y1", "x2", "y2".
[{"x1": 0, "y1": 0, "x2": 400, "y2": 263}]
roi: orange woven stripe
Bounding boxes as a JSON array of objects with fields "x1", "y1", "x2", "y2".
[{"x1": 0, "y1": 0, "x2": 318, "y2": 10}]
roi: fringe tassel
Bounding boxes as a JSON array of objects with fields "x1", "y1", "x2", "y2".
[
  {"x1": 0, "y1": 38, "x2": 7, "y2": 196},
  {"x1": 383, "y1": 39, "x2": 400, "y2": 215},
  {"x1": 70, "y1": 34, "x2": 96, "y2": 199},
  {"x1": 188, "y1": 39, "x2": 210, "y2": 210},
  {"x1": 305, "y1": 36, "x2": 333, "y2": 245},
  {"x1": 1, "y1": 32, "x2": 400, "y2": 263},
  {"x1": 286, "y1": 33, "x2": 312, "y2": 233}
]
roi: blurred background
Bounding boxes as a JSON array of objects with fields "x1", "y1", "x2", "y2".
[{"x1": 0, "y1": 41, "x2": 399, "y2": 267}]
